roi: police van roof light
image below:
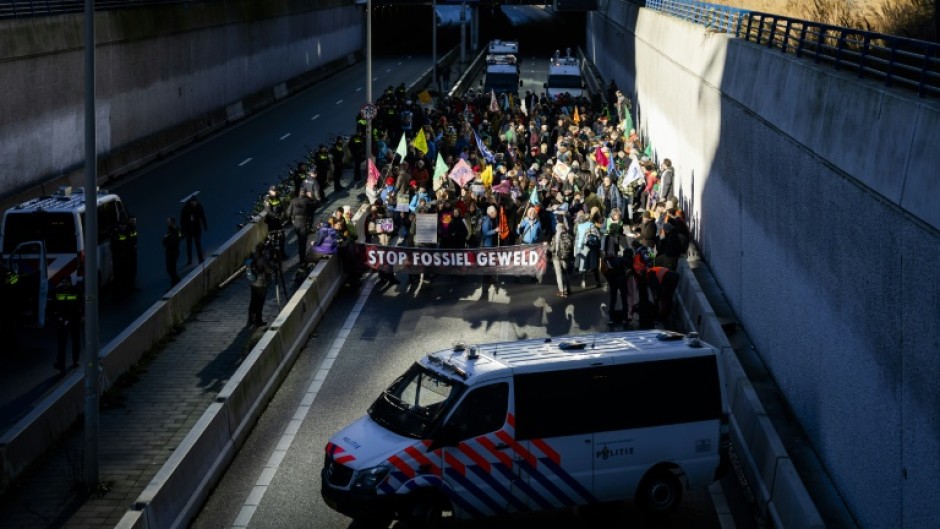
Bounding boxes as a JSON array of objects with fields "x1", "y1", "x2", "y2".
[
  {"x1": 467, "y1": 346, "x2": 479, "y2": 360},
  {"x1": 687, "y1": 332, "x2": 702, "y2": 348}
]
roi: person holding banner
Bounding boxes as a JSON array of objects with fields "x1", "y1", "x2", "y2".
[{"x1": 366, "y1": 204, "x2": 400, "y2": 286}]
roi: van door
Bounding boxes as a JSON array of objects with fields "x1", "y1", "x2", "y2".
[
  {"x1": 437, "y1": 380, "x2": 518, "y2": 518},
  {"x1": 512, "y1": 367, "x2": 600, "y2": 511},
  {"x1": 7, "y1": 241, "x2": 48, "y2": 328}
]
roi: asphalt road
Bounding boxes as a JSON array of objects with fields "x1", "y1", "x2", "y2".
[
  {"x1": 191, "y1": 275, "x2": 754, "y2": 529},
  {"x1": 0, "y1": 53, "x2": 433, "y2": 433}
]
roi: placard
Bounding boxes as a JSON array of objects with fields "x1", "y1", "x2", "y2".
[{"x1": 414, "y1": 213, "x2": 438, "y2": 245}]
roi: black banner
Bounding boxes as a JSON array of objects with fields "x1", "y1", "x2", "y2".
[{"x1": 357, "y1": 244, "x2": 548, "y2": 278}]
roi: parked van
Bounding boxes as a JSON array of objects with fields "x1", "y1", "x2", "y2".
[
  {"x1": 0, "y1": 187, "x2": 131, "y2": 326},
  {"x1": 321, "y1": 331, "x2": 730, "y2": 528}
]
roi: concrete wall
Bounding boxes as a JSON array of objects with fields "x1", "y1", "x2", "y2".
[
  {"x1": 0, "y1": 0, "x2": 361, "y2": 201},
  {"x1": 588, "y1": 1, "x2": 940, "y2": 528}
]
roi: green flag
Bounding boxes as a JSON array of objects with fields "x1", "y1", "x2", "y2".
[
  {"x1": 644, "y1": 142, "x2": 652, "y2": 158},
  {"x1": 395, "y1": 133, "x2": 408, "y2": 161},
  {"x1": 433, "y1": 153, "x2": 448, "y2": 191}
]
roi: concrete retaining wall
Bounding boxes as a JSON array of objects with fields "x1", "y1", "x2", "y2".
[
  {"x1": 589, "y1": 1, "x2": 940, "y2": 527},
  {"x1": 0, "y1": 0, "x2": 361, "y2": 206}
]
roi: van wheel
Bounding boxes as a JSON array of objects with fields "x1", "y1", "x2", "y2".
[
  {"x1": 635, "y1": 470, "x2": 683, "y2": 515},
  {"x1": 406, "y1": 492, "x2": 447, "y2": 529}
]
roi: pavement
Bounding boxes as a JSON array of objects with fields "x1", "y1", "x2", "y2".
[{"x1": 0, "y1": 188, "x2": 364, "y2": 529}]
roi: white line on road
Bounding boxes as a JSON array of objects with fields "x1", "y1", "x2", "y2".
[
  {"x1": 373, "y1": 76, "x2": 378, "y2": 81},
  {"x1": 385, "y1": 68, "x2": 391, "y2": 73},
  {"x1": 710, "y1": 482, "x2": 737, "y2": 529},
  {"x1": 311, "y1": 114, "x2": 320, "y2": 120},
  {"x1": 279, "y1": 133, "x2": 291, "y2": 141},
  {"x1": 231, "y1": 279, "x2": 377, "y2": 529},
  {"x1": 356, "y1": 87, "x2": 362, "y2": 92},
  {"x1": 238, "y1": 158, "x2": 252, "y2": 167},
  {"x1": 397, "y1": 61, "x2": 402, "y2": 66},
  {"x1": 336, "y1": 99, "x2": 343, "y2": 105}
]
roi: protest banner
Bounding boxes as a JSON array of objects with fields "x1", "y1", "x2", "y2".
[
  {"x1": 356, "y1": 244, "x2": 548, "y2": 279},
  {"x1": 414, "y1": 214, "x2": 438, "y2": 245}
]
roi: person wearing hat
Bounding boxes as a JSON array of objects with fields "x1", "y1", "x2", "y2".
[{"x1": 380, "y1": 177, "x2": 397, "y2": 204}]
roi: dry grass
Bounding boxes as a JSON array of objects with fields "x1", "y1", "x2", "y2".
[{"x1": 714, "y1": 0, "x2": 938, "y2": 41}]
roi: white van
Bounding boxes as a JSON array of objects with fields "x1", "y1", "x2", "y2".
[
  {"x1": 1, "y1": 187, "x2": 130, "y2": 326},
  {"x1": 321, "y1": 331, "x2": 730, "y2": 528}
]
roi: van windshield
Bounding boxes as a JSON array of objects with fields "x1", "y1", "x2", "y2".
[
  {"x1": 547, "y1": 74, "x2": 582, "y2": 89},
  {"x1": 2, "y1": 212, "x2": 77, "y2": 254},
  {"x1": 368, "y1": 363, "x2": 465, "y2": 439}
]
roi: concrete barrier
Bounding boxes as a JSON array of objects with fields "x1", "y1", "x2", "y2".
[
  {"x1": 0, "y1": 220, "x2": 267, "y2": 493},
  {"x1": 675, "y1": 258, "x2": 824, "y2": 529},
  {"x1": 117, "y1": 254, "x2": 345, "y2": 529}
]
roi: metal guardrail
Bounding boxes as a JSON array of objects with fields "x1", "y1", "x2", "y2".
[
  {"x1": 0, "y1": 0, "x2": 214, "y2": 19},
  {"x1": 644, "y1": 0, "x2": 940, "y2": 98}
]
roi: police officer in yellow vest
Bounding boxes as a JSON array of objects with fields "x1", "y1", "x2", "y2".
[
  {"x1": 52, "y1": 276, "x2": 83, "y2": 371},
  {"x1": 313, "y1": 144, "x2": 332, "y2": 201}
]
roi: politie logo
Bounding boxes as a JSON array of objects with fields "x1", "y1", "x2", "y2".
[{"x1": 596, "y1": 444, "x2": 634, "y2": 461}]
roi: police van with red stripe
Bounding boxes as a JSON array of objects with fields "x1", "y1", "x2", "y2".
[
  {"x1": 1, "y1": 187, "x2": 130, "y2": 327},
  {"x1": 321, "y1": 330, "x2": 730, "y2": 528}
]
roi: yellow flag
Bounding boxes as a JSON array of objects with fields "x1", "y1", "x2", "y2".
[
  {"x1": 573, "y1": 107, "x2": 581, "y2": 124},
  {"x1": 480, "y1": 165, "x2": 493, "y2": 187},
  {"x1": 414, "y1": 128, "x2": 428, "y2": 155},
  {"x1": 418, "y1": 90, "x2": 433, "y2": 105}
]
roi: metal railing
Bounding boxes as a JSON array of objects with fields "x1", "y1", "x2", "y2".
[
  {"x1": 643, "y1": 0, "x2": 940, "y2": 98},
  {"x1": 0, "y1": 0, "x2": 214, "y2": 19}
]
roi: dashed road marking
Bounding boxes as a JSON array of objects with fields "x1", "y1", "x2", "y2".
[
  {"x1": 311, "y1": 114, "x2": 320, "y2": 120},
  {"x1": 336, "y1": 99, "x2": 343, "y2": 105},
  {"x1": 238, "y1": 158, "x2": 252, "y2": 167},
  {"x1": 279, "y1": 133, "x2": 291, "y2": 141}
]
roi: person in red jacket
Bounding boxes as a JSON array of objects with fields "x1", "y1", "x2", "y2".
[{"x1": 646, "y1": 266, "x2": 679, "y2": 325}]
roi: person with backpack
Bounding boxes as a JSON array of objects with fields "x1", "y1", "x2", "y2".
[
  {"x1": 551, "y1": 213, "x2": 574, "y2": 297},
  {"x1": 574, "y1": 210, "x2": 603, "y2": 289}
]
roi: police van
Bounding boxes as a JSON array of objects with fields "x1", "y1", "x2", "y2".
[
  {"x1": 0, "y1": 187, "x2": 130, "y2": 326},
  {"x1": 321, "y1": 331, "x2": 730, "y2": 527},
  {"x1": 482, "y1": 40, "x2": 522, "y2": 97},
  {"x1": 544, "y1": 49, "x2": 585, "y2": 99}
]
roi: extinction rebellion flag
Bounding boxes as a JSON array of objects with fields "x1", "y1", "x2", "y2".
[{"x1": 357, "y1": 244, "x2": 548, "y2": 279}]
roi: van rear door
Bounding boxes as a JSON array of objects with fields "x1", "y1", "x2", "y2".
[{"x1": 6, "y1": 241, "x2": 48, "y2": 328}]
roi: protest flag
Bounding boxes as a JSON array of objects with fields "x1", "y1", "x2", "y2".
[
  {"x1": 473, "y1": 130, "x2": 495, "y2": 164},
  {"x1": 480, "y1": 164, "x2": 493, "y2": 188},
  {"x1": 573, "y1": 106, "x2": 581, "y2": 124},
  {"x1": 433, "y1": 152, "x2": 448, "y2": 191},
  {"x1": 395, "y1": 133, "x2": 408, "y2": 161},
  {"x1": 490, "y1": 90, "x2": 499, "y2": 112},
  {"x1": 367, "y1": 158, "x2": 381, "y2": 187},
  {"x1": 498, "y1": 206, "x2": 510, "y2": 241},
  {"x1": 413, "y1": 127, "x2": 428, "y2": 155}
]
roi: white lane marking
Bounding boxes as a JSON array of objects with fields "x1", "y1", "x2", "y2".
[
  {"x1": 385, "y1": 68, "x2": 391, "y2": 73},
  {"x1": 311, "y1": 114, "x2": 320, "y2": 120},
  {"x1": 709, "y1": 481, "x2": 737, "y2": 529},
  {"x1": 373, "y1": 76, "x2": 378, "y2": 81},
  {"x1": 238, "y1": 158, "x2": 252, "y2": 167},
  {"x1": 279, "y1": 133, "x2": 291, "y2": 141},
  {"x1": 231, "y1": 278, "x2": 378, "y2": 529},
  {"x1": 397, "y1": 61, "x2": 402, "y2": 66},
  {"x1": 356, "y1": 87, "x2": 362, "y2": 92},
  {"x1": 336, "y1": 99, "x2": 343, "y2": 105}
]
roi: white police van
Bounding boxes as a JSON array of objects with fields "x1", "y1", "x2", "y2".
[
  {"x1": 0, "y1": 187, "x2": 130, "y2": 327},
  {"x1": 321, "y1": 330, "x2": 730, "y2": 527},
  {"x1": 544, "y1": 49, "x2": 584, "y2": 99}
]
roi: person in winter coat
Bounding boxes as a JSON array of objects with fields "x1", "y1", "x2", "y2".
[
  {"x1": 247, "y1": 244, "x2": 273, "y2": 328},
  {"x1": 516, "y1": 208, "x2": 542, "y2": 244},
  {"x1": 179, "y1": 194, "x2": 208, "y2": 265},
  {"x1": 595, "y1": 175, "x2": 625, "y2": 217},
  {"x1": 551, "y1": 214, "x2": 574, "y2": 297},
  {"x1": 574, "y1": 211, "x2": 602, "y2": 288},
  {"x1": 481, "y1": 206, "x2": 500, "y2": 248},
  {"x1": 410, "y1": 187, "x2": 431, "y2": 213},
  {"x1": 308, "y1": 218, "x2": 340, "y2": 264}
]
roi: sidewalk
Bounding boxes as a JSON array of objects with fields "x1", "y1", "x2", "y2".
[{"x1": 0, "y1": 191, "x2": 362, "y2": 529}]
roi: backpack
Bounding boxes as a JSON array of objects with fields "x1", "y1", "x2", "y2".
[
  {"x1": 245, "y1": 258, "x2": 258, "y2": 282},
  {"x1": 557, "y1": 229, "x2": 574, "y2": 259},
  {"x1": 585, "y1": 227, "x2": 602, "y2": 249}
]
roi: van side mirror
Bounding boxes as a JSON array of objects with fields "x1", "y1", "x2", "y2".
[{"x1": 429, "y1": 423, "x2": 460, "y2": 450}]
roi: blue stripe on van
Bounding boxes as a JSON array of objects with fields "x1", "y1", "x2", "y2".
[
  {"x1": 444, "y1": 467, "x2": 507, "y2": 516},
  {"x1": 518, "y1": 459, "x2": 578, "y2": 507},
  {"x1": 491, "y1": 463, "x2": 554, "y2": 511},
  {"x1": 468, "y1": 464, "x2": 528, "y2": 512},
  {"x1": 538, "y1": 457, "x2": 598, "y2": 504}
]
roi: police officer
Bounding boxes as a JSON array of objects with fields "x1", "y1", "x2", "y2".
[
  {"x1": 287, "y1": 189, "x2": 314, "y2": 262},
  {"x1": 111, "y1": 217, "x2": 138, "y2": 296},
  {"x1": 349, "y1": 131, "x2": 366, "y2": 184},
  {"x1": 313, "y1": 144, "x2": 332, "y2": 200},
  {"x1": 262, "y1": 186, "x2": 288, "y2": 259},
  {"x1": 246, "y1": 244, "x2": 272, "y2": 328},
  {"x1": 162, "y1": 217, "x2": 182, "y2": 287},
  {"x1": 329, "y1": 137, "x2": 346, "y2": 192},
  {"x1": 52, "y1": 276, "x2": 83, "y2": 371}
]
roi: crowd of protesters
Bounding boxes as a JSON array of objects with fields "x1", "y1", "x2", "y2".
[{"x1": 265, "y1": 80, "x2": 693, "y2": 329}]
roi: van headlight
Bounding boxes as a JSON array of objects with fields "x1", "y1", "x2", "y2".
[{"x1": 352, "y1": 464, "x2": 391, "y2": 490}]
